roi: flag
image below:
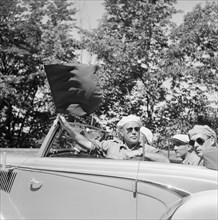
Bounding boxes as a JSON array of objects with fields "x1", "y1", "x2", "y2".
[
  {"x1": 44, "y1": 63, "x2": 102, "y2": 116},
  {"x1": 203, "y1": 148, "x2": 218, "y2": 170},
  {"x1": 203, "y1": 147, "x2": 218, "y2": 170}
]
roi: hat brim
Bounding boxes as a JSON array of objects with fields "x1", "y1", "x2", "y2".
[{"x1": 170, "y1": 137, "x2": 188, "y2": 145}]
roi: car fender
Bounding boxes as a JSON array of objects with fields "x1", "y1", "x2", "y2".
[{"x1": 160, "y1": 190, "x2": 217, "y2": 220}]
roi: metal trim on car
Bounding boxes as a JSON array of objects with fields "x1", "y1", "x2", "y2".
[
  {"x1": 7, "y1": 165, "x2": 191, "y2": 198},
  {"x1": 137, "y1": 180, "x2": 191, "y2": 198},
  {"x1": 0, "y1": 170, "x2": 17, "y2": 193}
]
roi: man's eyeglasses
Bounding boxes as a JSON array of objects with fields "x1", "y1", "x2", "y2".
[
  {"x1": 126, "y1": 127, "x2": 140, "y2": 133},
  {"x1": 189, "y1": 137, "x2": 209, "y2": 146}
]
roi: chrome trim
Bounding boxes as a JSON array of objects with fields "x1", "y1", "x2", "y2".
[
  {"x1": 1, "y1": 152, "x2": 6, "y2": 170},
  {"x1": 37, "y1": 117, "x2": 60, "y2": 157},
  {"x1": 7, "y1": 165, "x2": 190, "y2": 198},
  {"x1": 14, "y1": 165, "x2": 138, "y2": 194},
  {"x1": 159, "y1": 197, "x2": 189, "y2": 220},
  {"x1": 132, "y1": 180, "x2": 137, "y2": 198},
  {"x1": 138, "y1": 180, "x2": 191, "y2": 198},
  {"x1": 8, "y1": 165, "x2": 137, "y2": 181},
  {"x1": 0, "y1": 170, "x2": 17, "y2": 193}
]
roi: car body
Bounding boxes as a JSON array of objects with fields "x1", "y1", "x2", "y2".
[{"x1": 0, "y1": 116, "x2": 217, "y2": 220}]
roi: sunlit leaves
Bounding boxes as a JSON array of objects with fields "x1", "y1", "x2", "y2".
[
  {"x1": 82, "y1": 0, "x2": 218, "y2": 146},
  {"x1": 167, "y1": 1, "x2": 218, "y2": 134},
  {"x1": 0, "y1": 0, "x2": 78, "y2": 148}
]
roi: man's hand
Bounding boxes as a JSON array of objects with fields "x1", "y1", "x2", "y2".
[
  {"x1": 58, "y1": 115, "x2": 76, "y2": 140},
  {"x1": 58, "y1": 115, "x2": 71, "y2": 130},
  {"x1": 58, "y1": 114, "x2": 93, "y2": 151}
]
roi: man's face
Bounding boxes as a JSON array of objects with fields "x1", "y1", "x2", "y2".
[
  {"x1": 189, "y1": 133, "x2": 212, "y2": 158},
  {"x1": 121, "y1": 122, "x2": 140, "y2": 148},
  {"x1": 173, "y1": 142, "x2": 189, "y2": 159}
]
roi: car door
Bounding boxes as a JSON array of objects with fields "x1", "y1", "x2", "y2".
[{"x1": 15, "y1": 157, "x2": 140, "y2": 220}]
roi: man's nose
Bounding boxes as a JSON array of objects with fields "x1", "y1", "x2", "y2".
[
  {"x1": 194, "y1": 141, "x2": 199, "y2": 148},
  {"x1": 131, "y1": 129, "x2": 138, "y2": 134}
]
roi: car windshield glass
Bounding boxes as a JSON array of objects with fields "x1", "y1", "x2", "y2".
[{"x1": 45, "y1": 122, "x2": 110, "y2": 158}]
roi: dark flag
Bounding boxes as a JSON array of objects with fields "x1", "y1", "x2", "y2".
[
  {"x1": 44, "y1": 63, "x2": 102, "y2": 116},
  {"x1": 203, "y1": 148, "x2": 218, "y2": 170}
]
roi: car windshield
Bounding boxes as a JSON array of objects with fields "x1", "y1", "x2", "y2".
[{"x1": 44, "y1": 122, "x2": 110, "y2": 158}]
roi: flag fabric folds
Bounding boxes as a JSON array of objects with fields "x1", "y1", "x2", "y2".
[
  {"x1": 44, "y1": 63, "x2": 102, "y2": 116},
  {"x1": 203, "y1": 148, "x2": 218, "y2": 170}
]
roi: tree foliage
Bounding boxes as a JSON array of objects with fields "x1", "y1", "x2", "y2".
[
  {"x1": 164, "y1": 2, "x2": 218, "y2": 138},
  {"x1": 80, "y1": 0, "x2": 177, "y2": 131},
  {"x1": 0, "y1": 0, "x2": 79, "y2": 148},
  {"x1": 81, "y1": 0, "x2": 218, "y2": 148},
  {"x1": 1, "y1": 0, "x2": 217, "y2": 149}
]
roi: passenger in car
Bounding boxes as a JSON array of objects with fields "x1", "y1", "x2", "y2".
[
  {"x1": 170, "y1": 134, "x2": 201, "y2": 166},
  {"x1": 59, "y1": 115, "x2": 169, "y2": 162},
  {"x1": 188, "y1": 125, "x2": 218, "y2": 170},
  {"x1": 140, "y1": 126, "x2": 159, "y2": 154}
]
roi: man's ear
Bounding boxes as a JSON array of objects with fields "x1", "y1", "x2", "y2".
[
  {"x1": 187, "y1": 145, "x2": 193, "y2": 152},
  {"x1": 210, "y1": 137, "x2": 215, "y2": 147},
  {"x1": 117, "y1": 129, "x2": 124, "y2": 139}
]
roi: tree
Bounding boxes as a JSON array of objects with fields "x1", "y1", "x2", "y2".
[
  {"x1": 81, "y1": 0, "x2": 177, "y2": 131},
  {"x1": 81, "y1": 0, "x2": 218, "y2": 148},
  {"x1": 162, "y1": 1, "x2": 218, "y2": 139},
  {"x1": 0, "y1": 0, "x2": 79, "y2": 148}
]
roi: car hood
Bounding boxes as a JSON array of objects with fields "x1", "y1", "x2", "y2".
[{"x1": 0, "y1": 149, "x2": 38, "y2": 167}]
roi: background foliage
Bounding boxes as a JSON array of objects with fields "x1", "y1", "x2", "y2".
[
  {"x1": 0, "y1": 0, "x2": 79, "y2": 148},
  {"x1": 0, "y1": 0, "x2": 217, "y2": 149},
  {"x1": 80, "y1": 0, "x2": 218, "y2": 148}
]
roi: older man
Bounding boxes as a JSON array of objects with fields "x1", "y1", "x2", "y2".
[
  {"x1": 188, "y1": 125, "x2": 218, "y2": 170},
  {"x1": 170, "y1": 134, "x2": 200, "y2": 166},
  {"x1": 59, "y1": 115, "x2": 169, "y2": 162}
]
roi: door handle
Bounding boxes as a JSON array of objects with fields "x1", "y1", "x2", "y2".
[{"x1": 29, "y1": 177, "x2": 42, "y2": 191}]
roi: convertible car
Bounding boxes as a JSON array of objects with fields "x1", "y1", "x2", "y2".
[
  {"x1": 0, "y1": 116, "x2": 218, "y2": 220},
  {"x1": 1, "y1": 63, "x2": 218, "y2": 219}
]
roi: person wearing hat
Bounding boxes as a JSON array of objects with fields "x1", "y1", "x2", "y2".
[
  {"x1": 170, "y1": 134, "x2": 201, "y2": 166},
  {"x1": 188, "y1": 125, "x2": 218, "y2": 170},
  {"x1": 59, "y1": 114, "x2": 169, "y2": 162},
  {"x1": 140, "y1": 126, "x2": 159, "y2": 154}
]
